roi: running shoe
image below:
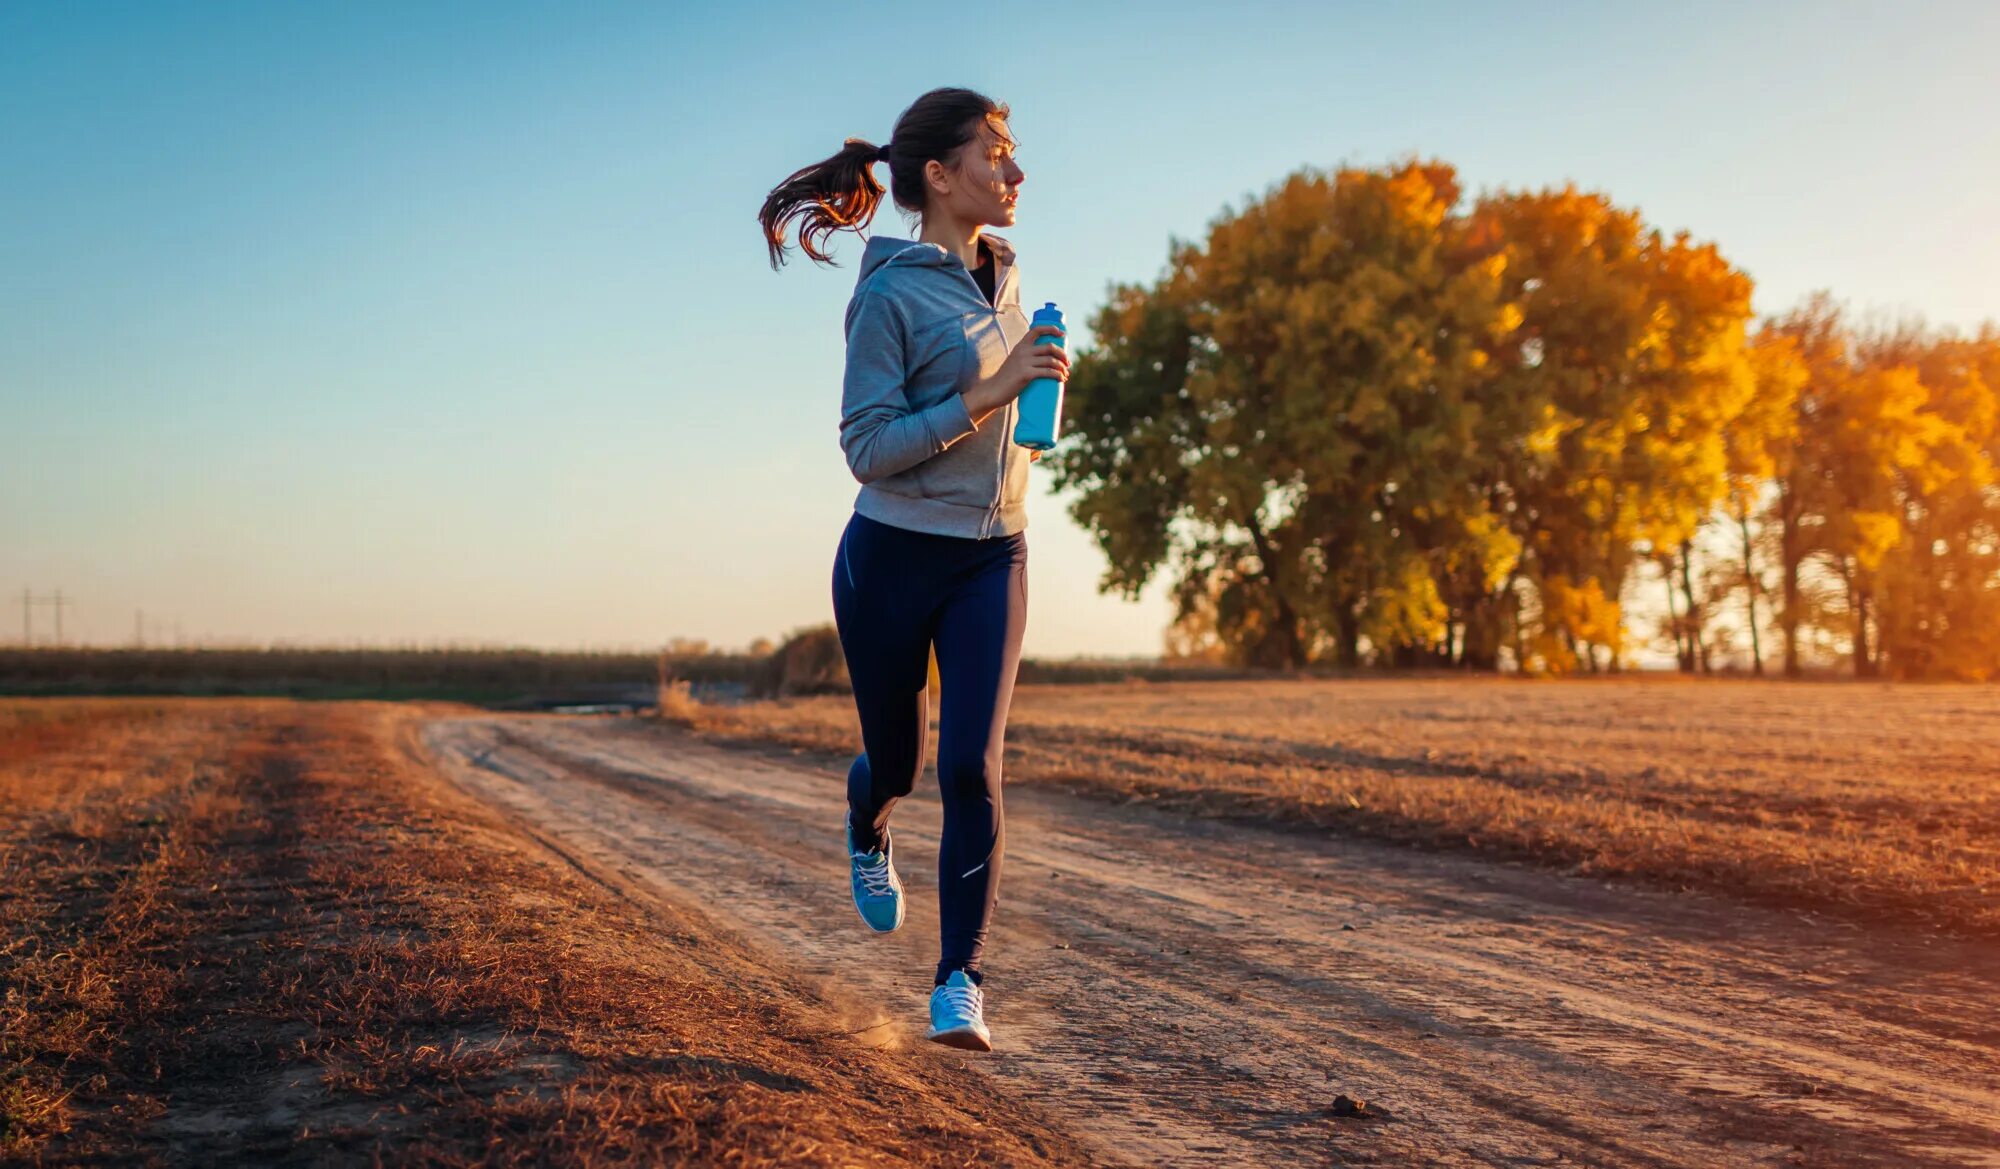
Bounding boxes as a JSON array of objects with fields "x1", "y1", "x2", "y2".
[
  {"x1": 927, "y1": 970, "x2": 992, "y2": 1051},
  {"x1": 846, "y1": 812, "x2": 905, "y2": 933}
]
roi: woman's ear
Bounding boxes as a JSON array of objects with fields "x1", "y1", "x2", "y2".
[{"x1": 924, "y1": 158, "x2": 952, "y2": 199}]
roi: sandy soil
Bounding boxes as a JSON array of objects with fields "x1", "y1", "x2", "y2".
[{"x1": 423, "y1": 715, "x2": 2000, "y2": 1168}]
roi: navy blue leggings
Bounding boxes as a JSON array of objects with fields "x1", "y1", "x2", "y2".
[{"x1": 832, "y1": 510, "x2": 1027, "y2": 987}]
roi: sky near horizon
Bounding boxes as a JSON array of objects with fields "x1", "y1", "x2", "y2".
[{"x1": 4, "y1": 1, "x2": 1997, "y2": 655}]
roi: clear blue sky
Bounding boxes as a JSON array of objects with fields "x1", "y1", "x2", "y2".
[{"x1": 4, "y1": 1, "x2": 1995, "y2": 654}]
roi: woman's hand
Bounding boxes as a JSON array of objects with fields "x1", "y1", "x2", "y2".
[{"x1": 961, "y1": 323, "x2": 1068, "y2": 424}]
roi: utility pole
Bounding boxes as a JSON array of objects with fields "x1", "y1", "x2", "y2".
[
  {"x1": 17, "y1": 588, "x2": 75, "y2": 647},
  {"x1": 135, "y1": 609, "x2": 145, "y2": 648}
]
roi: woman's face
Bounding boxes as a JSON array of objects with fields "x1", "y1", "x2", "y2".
[{"x1": 934, "y1": 118, "x2": 1024, "y2": 228}]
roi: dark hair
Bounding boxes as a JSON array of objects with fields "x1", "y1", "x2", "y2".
[{"x1": 758, "y1": 87, "x2": 1012, "y2": 270}]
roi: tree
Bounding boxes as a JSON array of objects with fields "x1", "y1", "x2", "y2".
[
  {"x1": 1762, "y1": 300, "x2": 1999, "y2": 678},
  {"x1": 1720, "y1": 330, "x2": 1807, "y2": 674},
  {"x1": 1865, "y1": 328, "x2": 2000, "y2": 679},
  {"x1": 1051, "y1": 161, "x2": 1522, "y2": 669},
  {"x1": 1762, "y1": 294, "x2": 1849, "y2": 676},
  {"x1": 1058, "y1": 165, "x2": 1997, "y2": 678},
  {"x1": 1463, "y1": 187, "x2": 1756, "y2": 673}
]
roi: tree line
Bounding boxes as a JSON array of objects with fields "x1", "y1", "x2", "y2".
[{"x1": 1049, "y1": 161, "x2": 2000, "y2": 679}]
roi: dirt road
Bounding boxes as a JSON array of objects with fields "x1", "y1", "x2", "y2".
[{"x1": 422, "y1": 716, "x2": 2000, "y2": 1168}]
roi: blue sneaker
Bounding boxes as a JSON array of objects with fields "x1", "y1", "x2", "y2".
[
  {"x1": 846, "y1": 813, "x2": 905, "y2": 933},
  {"x1": 927, "y1": 970, "x2": 992, "y2": 1051}
]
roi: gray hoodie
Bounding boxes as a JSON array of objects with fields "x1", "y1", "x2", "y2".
[{"x1": 839, "y1": 233, "x2": 1033, "y2": 539}]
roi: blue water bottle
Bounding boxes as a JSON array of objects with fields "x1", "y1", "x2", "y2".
[{"x1": 1012, "y1": 302, "x2": 1066, "y2": 450}]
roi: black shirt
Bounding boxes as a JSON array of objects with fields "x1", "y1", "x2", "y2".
[{"x1": 970, "y1": 239, "x2": 996, "y2": 307}]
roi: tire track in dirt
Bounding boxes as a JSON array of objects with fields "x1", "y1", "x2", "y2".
[{"x1": 422, "y1": 716, "x2": 2000, "y2": 1168}]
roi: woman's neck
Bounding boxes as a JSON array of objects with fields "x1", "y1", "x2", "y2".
[{"x1": 918, "y1": 214, "x2": 985, "y2": 270}]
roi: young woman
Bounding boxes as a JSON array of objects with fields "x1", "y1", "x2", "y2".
[{"x1": 758, "y1": 87, "x2": 1067, "y2": 1052}]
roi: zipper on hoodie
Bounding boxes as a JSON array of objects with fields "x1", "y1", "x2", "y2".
[
  {"x1": 953, "y1": 239, "x2": 1010, "y2": 541},
  {"x1": 989, "y1": 379, "x2": 1007, "y2": 538},
  {"x1": 984, "y1": 310, "x2": 1012, "y2": 540}
]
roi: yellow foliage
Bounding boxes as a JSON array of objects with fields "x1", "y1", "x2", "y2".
[{"x1": 1059, "y1": 158, "x2": 2000, "y2": 678}]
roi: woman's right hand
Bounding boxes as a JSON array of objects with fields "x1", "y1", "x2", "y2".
[{"x1": 962, "y1": 324, "x2": 1069, "y2": 422}]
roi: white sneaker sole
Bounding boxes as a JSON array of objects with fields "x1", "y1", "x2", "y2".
[
  {"x1": 853, "y1": 896, "x2": 905, "y2": 933},
  {"x1": 927, "y1": 1025, "x2": 992, "y2": 1052}
]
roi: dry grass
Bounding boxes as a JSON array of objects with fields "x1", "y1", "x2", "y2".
[
  {"x1": 0, "y1": 698, "x2": 1091, "y2": 1166},
  {"x1": 665, "y1": 677, "x2": 2000, "y2": 939},
  {"x1": 656, "y1": 679, "x2": 705, "y2": 725}
]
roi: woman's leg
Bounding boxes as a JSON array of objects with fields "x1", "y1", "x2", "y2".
[
  {"x1": 831, "y1": 515, "x2": 933, "y2": 852},
  {"x1": 928, "y1": 533, "x2": 1028, "y2": 986}
]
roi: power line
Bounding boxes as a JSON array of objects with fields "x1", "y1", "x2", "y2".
[{"x1": 16, "y1": 587, "x2": 72, "y2": 647}]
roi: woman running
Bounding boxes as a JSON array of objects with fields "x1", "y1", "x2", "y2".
[{"x1": 757, "y1": 87, "x2": 1067, "y2": 1051}]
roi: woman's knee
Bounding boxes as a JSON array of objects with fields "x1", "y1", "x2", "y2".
[{"x1": 936, "y1": 744, "x2": 1003, "y2": 803}]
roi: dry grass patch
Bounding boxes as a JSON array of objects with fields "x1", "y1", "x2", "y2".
[{"x1": 0, "y1": 698, "x2": 1092, "y2": 1166}]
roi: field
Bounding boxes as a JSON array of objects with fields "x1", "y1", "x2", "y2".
[
  {"x1": 0, "y1": 699, "x2": 1086, "y2": 1166},
  {"x1": 5, "y1": 681, "x2": 1997, "y2": 1166},
  {"x1": 669, "y1": 676, "x2": 2000, "y2": 939},
  {"x1": 0, "y1": 648, "x2": 676, "y2": 704},
  {"x1": 0, "y1": 646, "x2": 1227, "y2": 705}
]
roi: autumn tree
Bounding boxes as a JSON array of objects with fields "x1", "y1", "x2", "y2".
[
  {"x1": 1760, "y1": 295, "x2": 1850, "y2": 675},
  {"x1": 1051, "y1": 161, "x2": 1522, "y2": 668},
  {"x1": 1058, "y1": 161, "x2": 1995, "y2": 679},
  {"x1": 1732, "y1": 299, "x2": 1998, "y2": 679},
  {"x1": 1460, "y1": 188, "x2": 1755, "y2": 674},
  {"x1": 1718, "y1": 329, "x2": 1808, "y2": 674},
  {"x1": 1656, "y1": 325, "x2": 1810, "y2": 676},
  {"x1": 1861, "y1": 326, "x2": 2000, "y2": 679}
]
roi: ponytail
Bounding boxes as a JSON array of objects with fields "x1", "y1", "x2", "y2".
[
  {"x1": 758, "y1": 138, "x2": 888, "y2": 270},
  {"x1": 758, "y1": 87, "x2": 1011, "y2": 271}
]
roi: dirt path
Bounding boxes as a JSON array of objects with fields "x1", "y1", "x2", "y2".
[{"x1": 421, "y1": 716, "x2": 2000, "y2": 1168}]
